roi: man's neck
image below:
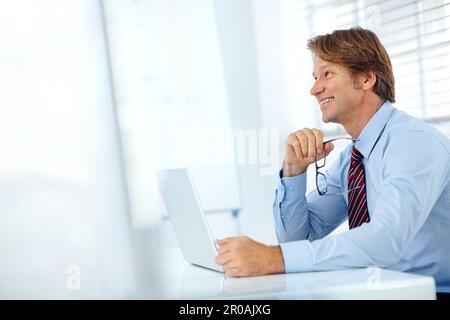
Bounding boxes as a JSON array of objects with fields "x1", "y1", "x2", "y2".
[{"x1": 343, "y1": 96, "x2": 385, "y2": 139}]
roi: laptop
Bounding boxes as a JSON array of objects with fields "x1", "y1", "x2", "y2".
[{"x1": 157, "y1": 168, "x2": 223, "y2": 272}]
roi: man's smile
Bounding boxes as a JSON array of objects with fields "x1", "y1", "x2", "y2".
[{"x1": 319, "y1": 96, "x2": 335, "y2": 105}]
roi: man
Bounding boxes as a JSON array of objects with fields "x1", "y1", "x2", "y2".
[{"x1": 214, "y1": 27, "x2": 450, "y2": 295}]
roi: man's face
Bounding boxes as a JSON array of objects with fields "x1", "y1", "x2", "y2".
[{"x1": 310, "y1": 56, "x2": 362, "y2": 124}]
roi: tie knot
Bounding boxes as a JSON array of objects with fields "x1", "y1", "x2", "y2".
[{"x1": 351, "y1": 146, "x2": 363, "y2": 162}]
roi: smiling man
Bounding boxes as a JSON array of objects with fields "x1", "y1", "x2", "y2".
[{"x1": 214, "y1": 27, "x2": 450, "y2": 297}]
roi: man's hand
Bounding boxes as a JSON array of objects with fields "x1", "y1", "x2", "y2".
[
  {"x1": 214, "y1": 236, "x2": 285, "y2": 277},
  {"x1": 283, "y1": 128, "x2": 334, "y2": 177}
]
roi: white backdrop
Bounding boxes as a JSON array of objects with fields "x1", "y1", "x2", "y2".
[{"x1": 0, "y1": 0, "x2": 136, "y2": 298}]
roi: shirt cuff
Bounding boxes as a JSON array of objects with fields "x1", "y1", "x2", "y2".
[
  {"x1": 280, "y1": 172, "x2": 307, "y2": 202},
  {"x1": 280, "y1": 240, "x2": 315, "y2": 273}
]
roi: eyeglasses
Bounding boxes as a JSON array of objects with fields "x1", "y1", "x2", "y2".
[{"x1": 315, "y1": 137, "x2": 361, "y2": 196}]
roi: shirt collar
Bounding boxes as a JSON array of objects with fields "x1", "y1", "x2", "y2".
[{"x1": 354, "y1": 100, "x2": 394, "y2": 159}]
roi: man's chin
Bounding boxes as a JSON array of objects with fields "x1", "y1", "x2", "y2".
[{"x1": 321, "y1": 114, "x2": 332, "y2": 123}]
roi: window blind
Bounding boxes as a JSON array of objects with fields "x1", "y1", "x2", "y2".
[{"x1": 283, "y1": 0, "x2": 450, "y2": 131}]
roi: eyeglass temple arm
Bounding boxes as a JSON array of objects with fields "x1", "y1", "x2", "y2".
[{"x1": 323, "y1": 137, "x2": 360, "y2": 144}]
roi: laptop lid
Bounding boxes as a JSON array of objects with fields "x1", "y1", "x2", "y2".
[{"x1": 157, "y1": 168, "x2": 222, "y2": 272}]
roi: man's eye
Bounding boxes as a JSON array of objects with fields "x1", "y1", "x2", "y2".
[{"x1": 325, "y1": 71, "x2": 330, "y2": 77}]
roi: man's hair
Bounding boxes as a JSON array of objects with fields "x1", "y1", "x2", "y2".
[{"x1": 307, "y1": 27, "x2": 395, "y2": 103}]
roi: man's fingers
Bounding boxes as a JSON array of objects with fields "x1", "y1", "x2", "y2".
[
  {"x1": 302, "y1": 128, "x2": 316, "y2": 161},
  {"x1": 288, "y1": 135, "x2": 303, "y2": 161},
  {"x1": 323, "y1": 142, "x2": 334, "y2": 156},
  {"x1": 225, "y1": 267, "x2": 240, "y2": 278},
  {"x1": 222, "y1": 261, "x2": 239, "y2": 276},
  {"x1": 217, "y1": 245, "x2": 230, "y2": 255},
  {"x1": 311, "y1": 129, "x2": 324, "y2": 155},
  {"x1": 216, "y1": 237, "x2": 234, "y2": 246},
  {"x1": 215, "y1": 253, "x2": 231, "y2": 266},
  {"x1": 219, "y1": 257, "x2": 238, "y2": 276},
  {"x1": 294, "y1": 131, "x2": 308, "y2": 160}
]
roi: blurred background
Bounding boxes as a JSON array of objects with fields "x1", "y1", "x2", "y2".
[{"x1": 0, "y1": 0, "x2": 449, "y2": 298}]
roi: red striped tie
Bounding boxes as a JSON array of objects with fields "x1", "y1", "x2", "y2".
[{"x1": 347, "y1": 146, "x2": 370, "y2": 229}]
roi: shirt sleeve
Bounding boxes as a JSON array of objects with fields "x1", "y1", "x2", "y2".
[
  {"x1": 279, "y1": 131, "x2": 450, "y2": 273},
  {"x1": 273, "y1": 153, "x2": 348, "y2": 244}
]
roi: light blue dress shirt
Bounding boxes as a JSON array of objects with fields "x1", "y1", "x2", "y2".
[{"x1": 273, "y1": 101, "x2": 450, "y2": 292}]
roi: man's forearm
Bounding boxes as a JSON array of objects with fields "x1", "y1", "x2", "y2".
[{"x1": 273, "y1": 173, "x2": 311, "y2": 242}]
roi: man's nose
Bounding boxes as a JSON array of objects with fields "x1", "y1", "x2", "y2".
[{"x1": 310, "y1": 80, "x2": 325, "y2": 96}]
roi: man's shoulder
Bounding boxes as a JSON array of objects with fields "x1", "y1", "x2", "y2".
[{"x1": 386, "y1": 108, "x2": 450, "y2": 152}]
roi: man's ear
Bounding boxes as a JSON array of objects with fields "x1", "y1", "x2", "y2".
[{"x1": 362, "y1": 71, "x2": 377, "y2": 90}]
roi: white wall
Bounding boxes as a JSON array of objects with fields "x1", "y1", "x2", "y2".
[
  {"x1": 214, "y1": 0, "x2": 282, "y2": 244},
  {"x1": 0, "y1": 0, "x2": 137, "y2": 298}
]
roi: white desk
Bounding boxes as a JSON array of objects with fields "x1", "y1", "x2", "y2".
[{"x1": 157, "y1": 249, "x2": 436, "y2": 300}]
